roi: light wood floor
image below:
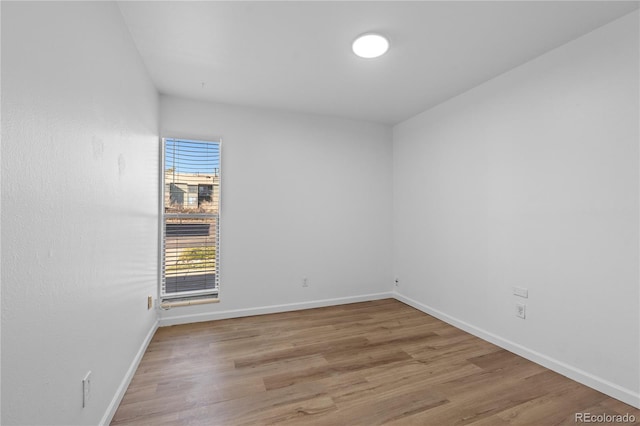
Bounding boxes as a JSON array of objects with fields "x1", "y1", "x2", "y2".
[{"x1": 112, "y1": 299, "x2": 640, "y2": 425}]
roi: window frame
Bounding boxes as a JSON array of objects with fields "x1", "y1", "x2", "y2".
[{"x1": 159, "y1": 137, "x2": 222, "y2": 304}]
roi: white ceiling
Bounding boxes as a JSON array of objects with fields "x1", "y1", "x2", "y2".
[{"x1": 118, "y1": 1, "x2": 639, "y2": 125}]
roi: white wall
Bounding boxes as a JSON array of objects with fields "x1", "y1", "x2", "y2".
[
  {"x1": 393, "y1": 11, "x2": 639, "y2": 407},
  {"x1": 159, "y1": 96, "x2": 393, "y2": 324},
  {"x1": 1, "y1": 2, "x2": 159, "y2": 425}
]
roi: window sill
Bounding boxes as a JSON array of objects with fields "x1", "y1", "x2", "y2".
[{"x1": 160, "y1": 297, "x2": 220, "y2": 309}]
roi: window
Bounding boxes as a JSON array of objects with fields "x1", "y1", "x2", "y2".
[{"x1": 161, "y1": 138, "x2": 221, "y2": 303}]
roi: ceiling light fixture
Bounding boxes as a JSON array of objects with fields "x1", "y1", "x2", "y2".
[{"x1": 352, "y1": 33, "x2": 389, "y2": 59}]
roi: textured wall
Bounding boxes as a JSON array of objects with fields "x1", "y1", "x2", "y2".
[{"x1": 1, "y1": 2, "x2": 159, "y2": 424}]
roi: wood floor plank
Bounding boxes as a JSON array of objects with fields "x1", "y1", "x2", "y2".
[
  {"x1": 233, "y1": 336, "x2": 369, "y2": 369},
  {"x1": 112, "y1": 299, "x2": 640, "y2": 425},
  {"x1": 263, "y1": 348, "x2": 413, "y2": 391}
]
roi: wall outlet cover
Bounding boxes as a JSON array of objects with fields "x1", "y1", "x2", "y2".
[
  {"x1": 82, "y1": 371, "x2": 92, "y2": 408},
  {"x1": 516, "y1": 303, "x2": 526, "y2": 319}
]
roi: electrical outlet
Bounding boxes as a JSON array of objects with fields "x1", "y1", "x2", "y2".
[
  {"x1": 513, "y1": 286, "x2": 528, "y2": 298},
  {"x1": 394, "y1": 278, "x2": 399, "y2": 287},
  {"x1": 147, "y1": 296, "x2": 153, "y2": 310},
  {"x1": 302, "y1": 277, "x2": 309, "y2": 287},
  {"x1": 515, "y1": 303, "x2": 526, "y2": 319},
  {"x1": 82, "y1": 371, "x2": 92, "y2": 408}
]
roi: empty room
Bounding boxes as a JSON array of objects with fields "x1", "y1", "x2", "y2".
[{"x1": 2, "y1": 1, "x2": 639, "y2": 425}]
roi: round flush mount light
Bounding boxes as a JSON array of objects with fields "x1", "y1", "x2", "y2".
[{"x1": 352, "y1": 33, "x2": 389, "y2": 59}]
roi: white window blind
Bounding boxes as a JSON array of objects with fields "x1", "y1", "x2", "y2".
[{"x1": 161, "y1": 138, "x2": 220, "y2": 301}]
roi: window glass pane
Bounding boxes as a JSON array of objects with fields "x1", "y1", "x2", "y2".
[
  {"x1": 164, "y1": 139, "x2": 220, "y2": 214},
  {"x1": 164, "y1": 216, "x2": 217, "y2": 294}
]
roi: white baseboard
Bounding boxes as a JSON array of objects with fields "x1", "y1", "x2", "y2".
[
  {"x1": 393, "y1": 292, "x2": 640, "y2": 409},
  {"x1": 100, "y1": 320, "x2": 159, "y2": 426},
  {"x1": 158, "y1": 292, "x2": 394, "y2": 327}
]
